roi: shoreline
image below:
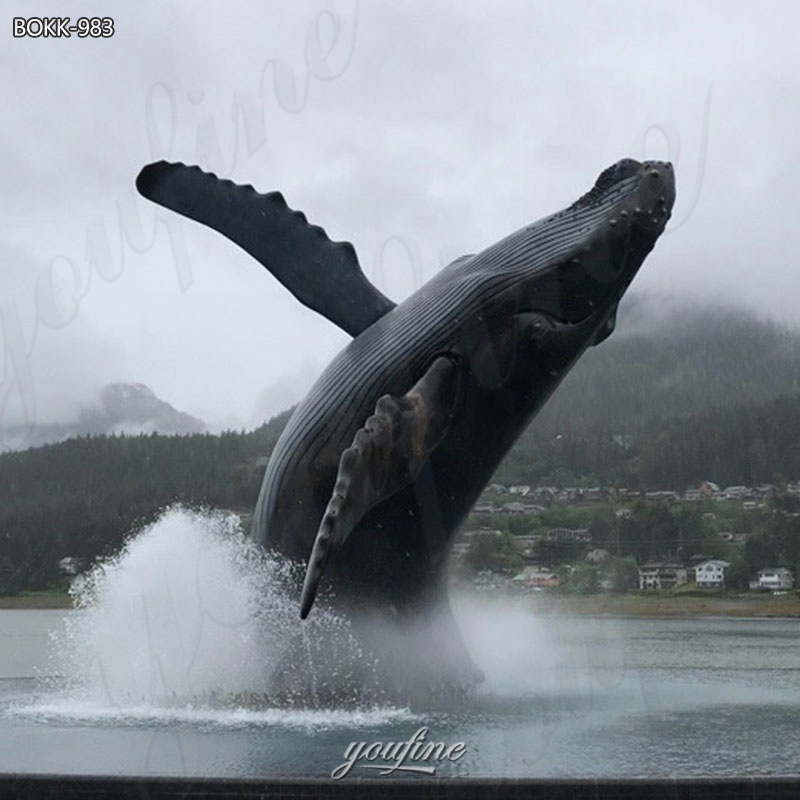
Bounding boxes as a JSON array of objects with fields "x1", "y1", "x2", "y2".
[
  {"x1": 527, "y1": 592, "x2": 800, "y2": 618},
  {"x1": 0, "y1": 593, "x2": 73, "y2": 610},
  {"x1": 1, "y1": 591, "x2": 799, "y2": 617}
]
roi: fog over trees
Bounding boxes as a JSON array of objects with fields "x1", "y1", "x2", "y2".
[{"x1": 2, "y1": 303, "x2": 800, "y2": 594}]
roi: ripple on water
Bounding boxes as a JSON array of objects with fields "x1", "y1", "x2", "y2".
[{"x1": 5, "y1": 697, "x2": 419, "y2": 732}]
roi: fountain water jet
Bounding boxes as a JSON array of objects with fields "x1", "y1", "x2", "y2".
[{"x1": 46, "y1": 506, "x2": 388, "y2": 714}]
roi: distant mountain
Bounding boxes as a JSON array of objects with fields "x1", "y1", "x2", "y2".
[
  {"x1": 1, "y1": 383, "x2": 206, "y2": 451},
  {"x1": 3, "y1": 300, "x2": 798, "y2": 461},
  {"x1": 81, "y1": 383, "x2": 206, "y2": 436},
  {"x1": 3, "y1": 301, "x2": 800, "y2": 593}
]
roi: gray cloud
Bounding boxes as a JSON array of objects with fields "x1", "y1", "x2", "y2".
[{"x1": 3, "y1": 0, "x2": 799, "y2": 432}]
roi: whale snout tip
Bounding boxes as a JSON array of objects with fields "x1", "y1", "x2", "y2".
[
  {"x1": 637, "y1": 160, "x2": 676, "y2": 222},
  {"x1": 642, "y1": 160, "x2": 675, "y2": 190}
]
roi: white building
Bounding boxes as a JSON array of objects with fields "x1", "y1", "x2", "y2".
[
  {"x1": 751, "y1": 568, "x2": 795, "y2": 592},
  {"x1": 693, "y1": 559, "x2": 730, "y2": 588},
  {"x1": 638, "y1": 562, "x2": 688, "y2": 590}
]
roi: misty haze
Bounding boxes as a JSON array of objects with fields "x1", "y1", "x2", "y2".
[{"x1": 3, "y1": 0, "x2": 800, "y2": 791}]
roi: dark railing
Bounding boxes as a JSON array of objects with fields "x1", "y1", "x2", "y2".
[{"x1": 2, "y1": 775, "x2": 800, "y2": 800}]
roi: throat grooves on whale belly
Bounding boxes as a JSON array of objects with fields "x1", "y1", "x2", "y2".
[{"x1": 260, "y1": 179, "x2": 636, "y2": 524}]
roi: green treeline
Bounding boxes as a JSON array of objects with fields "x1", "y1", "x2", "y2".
[
  {"x1": 500, "y1": 393, "x2": 800, "y2": 488},
  {"x1": 0, "y1": 411, "x2": 290, "y2": 594},
  {"x1": 533, "y1": 301, "x2": 800, "y2": 434},
  {"x1": 495, "y1": 303, "x2": 800, "y2": 487},
  {"x1": 3, "y1": 390, "x2": 800, "y2": 595},
  {"x1": 2, "y1": 305, "x2": 800, "y2": 594}
]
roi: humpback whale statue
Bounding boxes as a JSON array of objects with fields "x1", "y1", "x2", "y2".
[{"x1": 137, "y1": 158, "x2": 675, "y2": 698}]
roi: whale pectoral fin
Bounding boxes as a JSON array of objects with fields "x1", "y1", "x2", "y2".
[
  {"x1": 300, "y1": 355, "x2": 459, "y2": 619},
  {"x1": 136, "y1": 161, "x2": 396, "y2": 337}
]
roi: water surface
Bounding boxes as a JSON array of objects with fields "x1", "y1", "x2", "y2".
[
  {"x1": 3, "y1": 608, "x2": 799, "y2": 778},
  {"x1": 1, "y1": 509, "x2": 799, "y2": 779}
]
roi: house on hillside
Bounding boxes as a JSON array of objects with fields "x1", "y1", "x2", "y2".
[
  {"x1": 513, "y1": 565, "x2": 559, "y2": 589},
  {"x1": 699, "y1": 481, "x2": 720, "y2": 497},
  {"x1": 530, "y1": 486, "x2": 558, "y2": 504},
  {"x1": 750, "y1": 568, "x2": 794, "y2": 592},
  {"x1": 645, "y1": 491, "x2": 680, "y2": 503},
  {"x1": 546, "y1": 527, "x2": 591, "y2": 544},
  {"x1": 693, "y1": 559, "x2": 730, "y2": 589},
  {"x1": 581, "y1": 487, "x2": 607, "y2": 503},
  {"x1": 724, "y1": 485, "x2": 753, "y2": 500},
  {"x1": 638, "y1": 562, "x2": 688, "y2": 590}
]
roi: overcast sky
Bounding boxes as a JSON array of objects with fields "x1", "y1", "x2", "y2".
[{"x1": 3, "y1": 0, "x2": 799, "y2": 435}]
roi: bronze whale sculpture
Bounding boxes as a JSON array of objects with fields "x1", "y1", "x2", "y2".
[{"x1": 137, "y1": 158, "x2": 675, "y2": 696}]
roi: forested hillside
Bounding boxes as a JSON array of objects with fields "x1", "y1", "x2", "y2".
[
  {"x1": 498, "y1": 393, "x2": 800, "y2": 488},
  {"x1": 1, "y1": 304, "x2": 800, "y2": 593},
  {"x1": 0, "y1": 410, "x2": 290, "y2": 593},
  {"x1": 533, "y1": 302, "x2": 800, "y2": 435},
  {"x1": 496, "y1": 303, "x2": 800, "y2": 486}
]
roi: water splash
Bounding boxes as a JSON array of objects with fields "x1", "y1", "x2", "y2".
[
  {"x1": 24, "y1": 506, "x2": 411, "y2": 727},
  {"x1": 13, "y1": 506, "x2": 628, "y2": 732},
  {"x1": 51, "y1": 507, "x2": 268, "y2": 706}
]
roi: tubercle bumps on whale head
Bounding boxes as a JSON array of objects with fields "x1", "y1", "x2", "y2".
[
  {"x1": 546, "y1": 159, "x2": 675, "y2": 320},
  {"x1": 589, "y1": 161, "x2": 675, "y2": 250},
  {"x1": 626, "y1": 160, "x2": 675, "y2": 234},
  {"x1": 574, "y1": 158, "x2": 675, "y2": 228}
]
